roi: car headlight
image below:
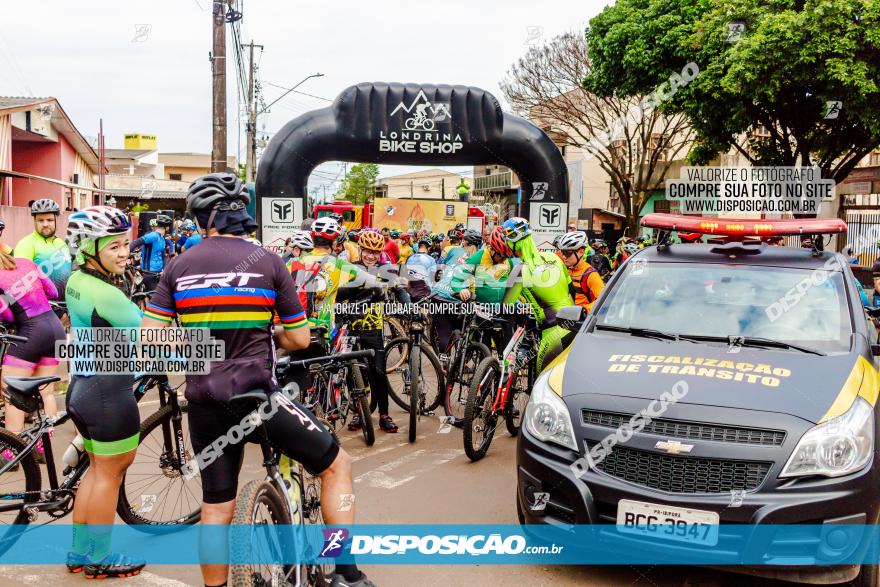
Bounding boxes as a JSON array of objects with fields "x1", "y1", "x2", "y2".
[
  {"x1": 780, "y1": 397, "x2": 874, "y2": 478},
  {"x1": 524, "y1": 369, "x2": 578, "y2": 451}
]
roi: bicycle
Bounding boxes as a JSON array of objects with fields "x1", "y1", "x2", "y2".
[
  {"x1": 384, "y1": 308, "x2": 444, "y2": 442},
  {"x1": 463, "y1": 315, "x2": 539, "y2": 461},
  {"x1": 441, "y1": 308, "x2": 494, "y2": 426},
  {"x1": 230, "y1": 350, "x2": 374, "y2": 587},
  {"x1": 0, "y1": 365, "x2": 198, "y2": 554},
  {"x1": 277, "y1": 329, "x2": 375, "y2": 447}
]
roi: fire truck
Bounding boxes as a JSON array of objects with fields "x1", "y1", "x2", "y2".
[{"x1": 313, "y1": 198, "x2": 493, "y2": 234}]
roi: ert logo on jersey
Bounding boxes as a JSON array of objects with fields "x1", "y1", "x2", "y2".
[{"x1": 176, "y1": 272, "x2": 264, "y2": 291}]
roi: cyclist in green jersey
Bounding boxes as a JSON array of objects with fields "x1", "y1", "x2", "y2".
[
  {"x1": 64, "y1": 205, "x2": 146, "y2": 579},
  {"x1": 15, "y1": 198, "x2": 72, "y2": 304},
  {"x1": 501, "y1": 217, "x2": 576, "y2": 372}
]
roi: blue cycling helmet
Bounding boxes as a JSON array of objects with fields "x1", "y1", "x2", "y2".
[{"x1": 501, "y1": 217, "x2": 531, "y2": 243}]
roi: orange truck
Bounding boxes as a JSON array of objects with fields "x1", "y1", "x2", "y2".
[{"x1": 314, "y1": 198, "x2": 489, "y2": 234}]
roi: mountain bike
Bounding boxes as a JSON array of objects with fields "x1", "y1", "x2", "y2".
[
  {"x1": 384, "y1": 309, "x2": 444, "y2": 442},
  {"x1": 0, "y1": 368, "x2": 198, "y2": 555},
  {"x1": 230, "y1": 350, "x2": 373, "y2": 587},
  {"x1": 441, "y1": 308, "x2": 495, "y2": 426},
  {"x1": 277, "y1": 331, "x2": 375, "y2": 447},
  {"x1": 463, "y1": 315, "x2": 539, "y2": 461}
]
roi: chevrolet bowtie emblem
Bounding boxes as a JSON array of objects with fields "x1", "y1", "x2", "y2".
[{"x1": 654, "y1": 440, "x2": 694, "y2": 455}]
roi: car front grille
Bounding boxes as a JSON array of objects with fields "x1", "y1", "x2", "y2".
[
  {"x1": 591, "y1": 444, "x2": 772, "y2": 494},
  {"x1": 582, "y1": 410, "x2": 786, "y2": 446}
]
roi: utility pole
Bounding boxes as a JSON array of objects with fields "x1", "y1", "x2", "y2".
[
  {"x1": 245, "y1": 41, "x2": 264, "y2": 182},
  {"x1": 211, "y1": 1, "x2": 227, "y2": 173}
]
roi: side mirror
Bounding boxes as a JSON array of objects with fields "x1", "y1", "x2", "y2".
[{"x1": 557, "y1": 305, "x2": 586, "y2": 330}]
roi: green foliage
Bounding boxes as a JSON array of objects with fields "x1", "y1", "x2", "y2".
[
  {"x1": 585, "y1": 0, "x2": 880, "y2": 180},
  {"x1": 131, "y1": 203, "x2": 150, "y2": 213},
  {"x1": 336, "y1": 163, "x2": 380, "y2": 205}
]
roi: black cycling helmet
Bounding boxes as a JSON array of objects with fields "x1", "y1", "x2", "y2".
[
  {"x1": 0, "y1": 219, "x2": 5, "y2": 231},
  {"x1": 461, "y1": 229, "x2": 482, "y2": 246},
  {"x1": 187, "y1": 173, "x2": 250, "y2": 213},
  {"x1": 156, "y1": 214, "x2": 173, "y2": 227},
  {"x1": 416, "y1": 237, "x2": 432, "y2": 249}
]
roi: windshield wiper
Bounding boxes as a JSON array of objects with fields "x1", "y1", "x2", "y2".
[
  {"x1": 594, "y1": 324, "x2": 681, "y2": 342},
  {"x1": 594, "y1": 326, "x2": 826, "y2": 355},
  {"x1": 659, "y1": 333, "x2": 826, "y2": 356},
  {"x1": 733, "y1": 336, "x2": 826, "y2": 356}
]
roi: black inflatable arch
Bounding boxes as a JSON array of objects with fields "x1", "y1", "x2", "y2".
[{"x1": 256, "y1": 82, "x2": 568, "y2": 223}]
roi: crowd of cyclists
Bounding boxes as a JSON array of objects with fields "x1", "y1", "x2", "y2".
[{"x1": 0, "y1": 172, "x2": 666, "y2": 586}]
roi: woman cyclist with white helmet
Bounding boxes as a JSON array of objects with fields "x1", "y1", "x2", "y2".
[{"x1": 64, "y1": 205, "x2": 146, "y2": 579}]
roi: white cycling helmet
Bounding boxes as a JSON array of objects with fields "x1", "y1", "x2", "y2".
[
  {"x1": 556, "y1": 231, "x2": 589, "y2": 251},
  {"x1": 311, "y1": 217, "x2": 343, "y2": 240},
  {"x1": 289, "y1": 230, "x2": 314, "y2": 251},
  {"x1": 67, "y1": 206, "x2": 132, "y2": 256}
]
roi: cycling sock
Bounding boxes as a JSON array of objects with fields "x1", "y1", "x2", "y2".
[
  {"x1": 87, "y1": 527, "x2": 112, "y2": 562},
  {"x1": 335, "y1": 563, "x2": 361, "y2": 582},
  {"x1": 71, "y1": 523, "x2": 89, "y2": 555}
]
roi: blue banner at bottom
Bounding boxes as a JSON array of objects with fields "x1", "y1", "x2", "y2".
[{"x1": 1, "y1": 524, "x2": 879, "y2": 565}]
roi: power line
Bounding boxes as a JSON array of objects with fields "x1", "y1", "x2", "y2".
[{"x1": 263, "y1": 81, "x2": 332, "y2": 102}]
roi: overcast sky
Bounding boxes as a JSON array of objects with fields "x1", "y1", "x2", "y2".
[{"x1": 0, "y1": 0, "x2": 605, "y2": 196}]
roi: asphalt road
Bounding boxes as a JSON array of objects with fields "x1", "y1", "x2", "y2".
[{"x1": 0, "y1": 390, "x2": 796, "y2": 587}]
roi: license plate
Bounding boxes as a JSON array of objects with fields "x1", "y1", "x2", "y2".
[{"x1": 616, "y1": 499, "x2": 719, "y2": 546}]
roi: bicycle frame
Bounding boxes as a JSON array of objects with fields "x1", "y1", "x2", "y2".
[
  {"x1": 0, "y1": 374, "x2": 185, "y2": 520},
  {"x1": 490, "y1": 325, "x2": 529, "y2": 415}
]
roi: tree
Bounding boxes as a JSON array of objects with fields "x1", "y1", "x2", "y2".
[
  {"x1": 336, "y1": 163, "x2": 380, "y2": 205},
  {"x1": 502, "y1": 31, "x2": 694, "y2": 234},
  {"x1": 584, "y1": 0, "x2": 880, "y2": 185}
]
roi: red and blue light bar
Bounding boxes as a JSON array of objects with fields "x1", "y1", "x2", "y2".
[{"x1": 640, "y1": 213, "x2": 847, "y2": 239}]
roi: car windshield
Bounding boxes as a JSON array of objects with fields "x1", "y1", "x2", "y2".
[{"x1": 594, "y1": 261, "x2": 853, "y2": 354}]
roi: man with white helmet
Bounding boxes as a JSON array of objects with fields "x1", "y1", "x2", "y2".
[{"x1": 556, "y1": 230, "x2": 605, "y2": 312}]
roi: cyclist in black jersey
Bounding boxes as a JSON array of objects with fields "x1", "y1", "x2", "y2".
[{"x1": 141, "y1": 173, "x2": 375, "y2": 587}]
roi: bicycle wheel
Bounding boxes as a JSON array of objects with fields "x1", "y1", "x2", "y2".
[
  {"x1": 118, "y1": 402, "x2": 202, "y2": 530},
  {"x1": 386, "y1": 338, "x2": 444, "y2": 415},
  {"x1": 0, "y1": 428, "x2": 40, "y2": 557},
  {"x1": 463, "y1": 357, "x2": 500, "y2": 462},
  {"x1": 349, "y1": 360, "x2": 375, "y2": 446},
  {"x1": 444, "y1": 342, "x2": 491, "y2": 425},
  {"x1": 505, "y1": 364, "x2": 533, "y2": 436},
  {"x1": 384, "y1": 337, "x2": 413, "y2": 411},
  {"x1": 230, "y1": 479, "x2": 294, "y2": 587}
]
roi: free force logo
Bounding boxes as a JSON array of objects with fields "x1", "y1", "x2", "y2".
[
  {"x1": 270, "y1": 199, "x2": 295, "y2": 223},
  {"x1": 321, "y1": 528, "x2": 350, "y2": 558},
  {"x1": 538, "y1": 204, "x2": 562, "y2": 228}
]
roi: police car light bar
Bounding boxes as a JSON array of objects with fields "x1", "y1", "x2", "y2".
[{"x1": 640, "y1": 213, "x2": 847, "y2": 238}]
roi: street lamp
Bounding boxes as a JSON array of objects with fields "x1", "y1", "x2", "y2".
[{"x1": 259, "y1": 73, "x2": 324, "y2": 116}]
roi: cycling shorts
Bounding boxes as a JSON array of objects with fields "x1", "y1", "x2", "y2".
[
  {"x1": 4, "y1": 311, "x2": 65, "y2": 369},
  {"x1": 188, "y1": 393, "x2": 340, "y2": 504},
  {"x1": 66, "y1": 374, "x2": 139, "y2": 456}
]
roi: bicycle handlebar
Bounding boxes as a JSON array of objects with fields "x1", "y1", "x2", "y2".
[
  {"x1": 279, "y1": 349, "x2": 375, "y2": 370},
  {"x1": 0, "y1": 334, "x2": 28, "y2": 343}
]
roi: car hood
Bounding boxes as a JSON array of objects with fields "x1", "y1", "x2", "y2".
[{"x1": 557, "y1": 332, "x2": 875, "y2": 425}]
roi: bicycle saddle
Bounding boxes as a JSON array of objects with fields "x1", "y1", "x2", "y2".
[
  {"x1": 229, "y1": 389, "x2": 272, "y2": 410},
  {"x1": 5, "y1": 376, "x2": 61, "y2": 396},
  {"x1": 4, "y1": 376, "x2": 61, "y2": 412}
]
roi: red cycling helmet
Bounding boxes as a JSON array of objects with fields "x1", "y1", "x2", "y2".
[{"x1": 488, "y1": 226, "x2": 514, "y2": 256}]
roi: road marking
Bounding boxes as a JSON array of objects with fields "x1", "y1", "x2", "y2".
[
  {"x1": 350, "y1": 444, "x2": 398, "y2": 463},
  {"x1": 355, "y1": 449, "x2": 428, "y2": 487},
  {"x1": 354, "y1": 448, "x2": 461, "y2": 489}
]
